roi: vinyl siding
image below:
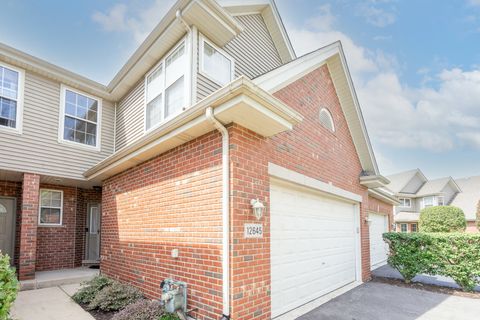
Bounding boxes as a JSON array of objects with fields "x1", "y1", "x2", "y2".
[
  {"x1": 402, "y1": 174, "x2": 424, "y2": 194},
  {"x1": 114, "y1": 79, "x2": 145, "y2": 151},
  {"x1": 0, "y1": 71, "x2": 114, "y2": 180},
  {"x1": 196, "y1": 14, "x2": 282, "y2": 101},
  {"x1": 442, "y1": 183, "x2": 457, "y2": 205}
]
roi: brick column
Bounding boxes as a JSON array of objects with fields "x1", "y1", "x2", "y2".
[{"x1": 19, "y1": 173, "x2": 40, "y2": 280}]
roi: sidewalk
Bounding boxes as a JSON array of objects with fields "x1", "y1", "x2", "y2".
[{"x1": 11, "y1": 284, "x2": 94, "y2": 320}]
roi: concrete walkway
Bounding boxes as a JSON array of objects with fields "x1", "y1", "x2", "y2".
[
  {"x1": 373, "y1": 264, "x2": 480, "y2": 292},
  {"x1": 297, "y1": 282, "x2": 480, "y2": 320},
  {"x1": 20, "y1": 267, "x2": 99, "y2": 290},
  {"x1": 11, "y1": 284, "x2": 94, "y2": 320}
]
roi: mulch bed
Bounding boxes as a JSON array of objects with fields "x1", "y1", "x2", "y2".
[
  {"x1": 79, "y1": 304, "x2": 116, "y2": 320},
  {"x1": 371, "y1": 276, "x2": 480, "y2": 299}
]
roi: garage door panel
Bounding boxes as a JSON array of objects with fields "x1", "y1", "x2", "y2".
[{"x1": 270, "y1": 180, "x2": 359, "y2": 318}]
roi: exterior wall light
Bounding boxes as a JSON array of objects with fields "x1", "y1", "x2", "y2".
[{"x1": 250, "y1": 199, "x2": 265, "y2": 220}]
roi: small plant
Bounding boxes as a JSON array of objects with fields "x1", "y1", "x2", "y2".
[
  {"x1": 72, "y1": 275, "x2": 113, "y2": 304},
  {"x1": 112, "y1": 299, "x2": 164, "y2": 320},
  {"x1": 419, "y1": 206, "x2": 466, "y2": 233},
  {"x1": 158, "y1": 313, "x2": 180, "y2": 320},
  {"x1": 88, "y1": 281, "x2": 144, "y2": 312},
  {"x1": 0, "y1": 253, "x2": 18, "y2": 320}
]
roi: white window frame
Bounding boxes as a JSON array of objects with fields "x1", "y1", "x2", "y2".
[
  {"x1": 400, "y1": 223, "x2": 408, "y2": 233},
  {"x1": 199, "y1": 35, "x2": 235, "y2": 86},
  {"x1": 144, "y1": 36, "x2": 192, "y2": 132},
  {"x1": 38, "y1": 189, "x2": 63, "y2": 226},
  {"x1": 58, "y1": 85, "x2": 102, "y2": 151},
  {"x1": 398, "y1": 198, "x2": 411, "y2": 208},
  {"x1": 0, "y1": 61, "x2": 25, "y2": 134},
  {"x1": 422, "y1": 196, "x2": 435, "y2": 209}
]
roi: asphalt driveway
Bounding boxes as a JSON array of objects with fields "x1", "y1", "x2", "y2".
[{"x1": 297, "y1": 282, "x2": 480, "y2": 320}]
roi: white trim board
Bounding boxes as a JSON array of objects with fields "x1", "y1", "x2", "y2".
[{"x1": 268, "y1": 163, "x2": 363, "y2": 203}]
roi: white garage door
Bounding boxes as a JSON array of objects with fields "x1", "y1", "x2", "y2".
[
  {"x1": 270, "y1": 180, "x2": 359, "y2": 318},
  {"x1": 369, "y1": 213, "x2": 389, "y2": 269}
]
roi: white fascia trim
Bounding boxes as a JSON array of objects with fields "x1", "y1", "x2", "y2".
[
  {"x1": 268, "y1": 0, "x2": 296, "y2": 59},
  {"x1": 368, "y1": 188, "x2": 401, "y2": 205},
  {"x1": 253, "y1": 42, "x2": 339, "y2": 92},
  {"x1": 268, "y1": 163, "x2": 363, "y2": 203}
]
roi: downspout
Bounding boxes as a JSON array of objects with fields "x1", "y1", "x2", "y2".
[{"x1": 205, "y1": 107, "x2": 230, "y2": 320}]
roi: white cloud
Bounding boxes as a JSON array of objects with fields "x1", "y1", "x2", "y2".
[
  {"x1": 92, "y1": 0, "x2": 175, "y2": 43},
  {"x1": 468, "y1": 0, "x2": 480, "y2": 6},
  {"x1": 357, "y1": 4, "x2": 396, "y2": 27},
  {"x1": 285, "y1": 4, "x2": 480, "y2": 166}
]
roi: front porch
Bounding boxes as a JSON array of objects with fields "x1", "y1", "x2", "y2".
[{"x1": 20, "y1": 267, "x2": 99, "y2": 291}]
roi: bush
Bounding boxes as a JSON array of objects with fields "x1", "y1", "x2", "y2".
[
  {"x1": 0, "y1": 253, "x2": 18, "y2": 320},
  {"x1": 384, "y1": 232, "x2": 480, "y2": 291},
  {"x1": 88, "y1": 281, "x2": 144, "y2": 312},
  {"x1": 112, "y1": 299, "x2": 164, "y2": 320},
  {"x1": 72, "y1": 275, "x2": 113, "y2": 305},
  {"x1": 419, "y1": 206, "x2": 466, "y2": 233},
  {"x1": 159, "y1": 314, "x2": 180, "y2": 320}
]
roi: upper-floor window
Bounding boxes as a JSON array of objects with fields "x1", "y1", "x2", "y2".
[
  {"x1": 398, "y1": 198, "x2": 411, "y2": 208},
  {"x1": 59, "y1": 86, "x2": 101, "y2": 149},
  {"x1": 0, "y1": 63, "x2": 24, "y2": 133},
  {"x1": 38, "y1": 189, "x2": 63, "y2": 226},
  {"x1": 319, "y1": 108, "x2": 335, "y2": 132},
  {"x1": 437, "y1": 196, "x2": 445, "y2": 206},
  {"x1": 145, "y1": 40, "x2": 187, "y2": 131},
  {"x1": 199, "y1": 36, "x2": 234, "y2": 86},
  {"x1": 422, "y1": 196, "x2": 435, "y2": 208}
]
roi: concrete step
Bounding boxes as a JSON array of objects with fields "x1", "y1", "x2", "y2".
[{"x1": 20, "y1": 267, "x2": 99, "y2": 291}]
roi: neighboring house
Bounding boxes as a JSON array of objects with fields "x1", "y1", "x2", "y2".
[
  {"x1": 0, "y1": 0, "x2": 398, "y2": 319},
  {"x1": 386, "y1": 169, "x2": 479, "y2": 233},
  {"x1": 450, "y1": 176, "x2": 480, "y2": 232}
]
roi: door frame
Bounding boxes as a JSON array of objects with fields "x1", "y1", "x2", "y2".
[
  {"x1": 0, "y1": 196, "x2": 17, "y2": 264},
  {"x1": 85, "y1": 202, "x2": 101, "y2": 261}
]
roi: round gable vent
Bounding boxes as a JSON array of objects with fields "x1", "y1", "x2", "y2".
[{"x1": 319, "y1": 108, "x2": 335, "y2": 132}]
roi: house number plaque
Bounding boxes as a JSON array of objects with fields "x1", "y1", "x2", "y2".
[{"x1": 244, "y1": 223, "x2": 263, "y2": 238}]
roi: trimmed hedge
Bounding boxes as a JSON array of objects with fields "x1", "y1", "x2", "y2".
[
  {"x1": 0, "y1": 253, "x2": 18, "y2": 320},
  {"x1": 419, "y1": 206, "x2": 466, "y2": 233},
  {"x1": 384, "y1": 232, "x2": 480, "y2": 291}
]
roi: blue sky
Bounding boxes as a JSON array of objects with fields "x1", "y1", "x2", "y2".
[{"x1": 2, "y1": 0, "x2": 480, "y2": 179}]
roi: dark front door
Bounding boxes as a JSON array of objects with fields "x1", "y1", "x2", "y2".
[{"x1": 0, "y1": 197, "x2": 15, "y2": 262}]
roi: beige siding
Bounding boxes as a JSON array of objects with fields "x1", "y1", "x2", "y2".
[
  {"x1": 402, "y1": 174, "x2": 424, "y2": 194},
  {"x1": 224, "y1": 14, "x2": 282, "y2": 79},
  {"x1": 196, "y1": 14, "x2": 283, "y2": 101},
  {"x1": 114, "y1": 79, "x2": 145, "y2": 151},
  {"x1": 0, "y1": 71, "x2": 114, "y2": 180}
]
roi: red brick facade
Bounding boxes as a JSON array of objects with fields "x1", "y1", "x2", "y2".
[
  {"x1": 0, "y1": 178, "x2": 101, "y2": 278},
  {"x1": 101, "y1": 65, "x2": 394, "y2": 319}
]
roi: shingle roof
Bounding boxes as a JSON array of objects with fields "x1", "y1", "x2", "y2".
[
  {"x1": 415, "y1": 177, "x2": 453, "y2": 197},
  {"x1": 450, "y1": 176, "x2": 480, "y2": 221},
  {"x1": 386, "y1": 169, "x2": 422, "y2": 193}
]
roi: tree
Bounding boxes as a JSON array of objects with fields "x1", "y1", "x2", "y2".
[{"x1": 419, "y1": 206, "x2": 466, "y2": 233}]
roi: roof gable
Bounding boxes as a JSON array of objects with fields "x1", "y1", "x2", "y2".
[
  {"x1": 253, "y1": 41, "x2": 379, "y2": 175},
  {"x1": 386, "y1": 169, "x2": 427, "y2": 194},
  {"x1": 451, "y1": 176, "x2": 480, "y2": 220}
]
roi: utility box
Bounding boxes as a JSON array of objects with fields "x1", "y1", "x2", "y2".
[{"x1": 160, "y1": 278, "x2": 187, "y2": 313}]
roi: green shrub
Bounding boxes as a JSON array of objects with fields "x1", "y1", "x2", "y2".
[
  {"x1": 419, "y1": 206, "x2": 466, "y2": 233},
  {"x1": 383, "y1": 232, "x2": 437, "y2": 282},
  {"x1": 112, "y1": 299, "x2": 164, "y2": 320},
  {"x1": 88, "y1": 281, "x2": 143, "y2": 312},
  {"x1": 383, "y1": 232, "x2": 480, "y2": 291},
  {"x1": 158, "y1": 314, "x2": 180, "y2": 320},
  {"x1": 0, "y1": 253, "x2": 18, "y2": 320},
  {"x1": 72, "y1": 275, "x2": 113, "y2": 304}
]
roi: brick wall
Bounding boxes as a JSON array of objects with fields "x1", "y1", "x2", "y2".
[
  {"x1": 19, "y1": 173, "x2": 40, "y2": 280},
  {"x1": 101, "y1": 132, "x2": 224, "y2": 320}
]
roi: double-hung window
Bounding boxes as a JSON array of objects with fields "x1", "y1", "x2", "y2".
[
  {"x1": 39, "y1": 189, "x2": 63, "y2": 226},
  {"x1": 60, "y1": 86, "x2": 101, "y2": 149},
  {"x1": 437, "y1": 196, "x2": 445, "y2": 206},
  {"x1": 422, "y1": 196, "x2": 435, "y2": 208},
  {"x1": 145, "y1": 40, "x2": 187, "y2": 131},
  {"x1": 399, "y1": 198, "x2": 411, "y2": 208},
  {"x1": 200, "y1": 36, "x2": 234, "y2": 86},
  {"x1": 411, "y1": 223, "x2": 418, "y2": 232},
  {"x1": 0, "y1": 63, "x2": 24, "y2": 132},
  {"x1": 400, "y1": 223, "x2": 408, "y2": 233}
]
